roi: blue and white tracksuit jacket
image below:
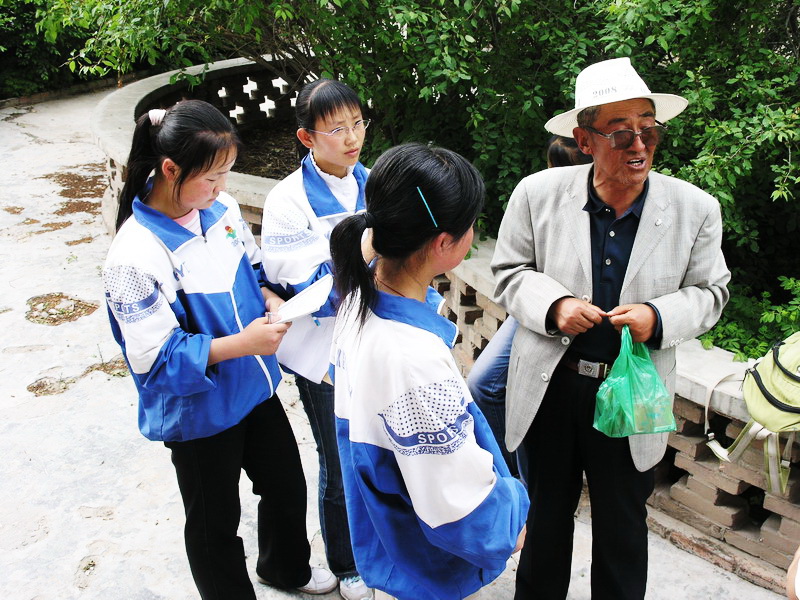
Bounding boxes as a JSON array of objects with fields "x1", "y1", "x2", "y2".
[
  {"x1": 103, "y1": 192, "x2": 281, "y2": 442},
  {"x1": 332, "y1": 289, "x2": 530, "y2": 600},
  {"x1": 260, "y1": 153, "x2": 367, "y2": 382}
]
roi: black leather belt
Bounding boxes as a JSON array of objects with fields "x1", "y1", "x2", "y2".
[{"x1": 561, "y1": 356, "x2": 611, "y2": 379}]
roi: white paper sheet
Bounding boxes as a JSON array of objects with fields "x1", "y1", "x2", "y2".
[
  {"x1": 271, "y1": 273, "x2": 335, "y2": 383},
  {"x1": 276, "y1": 315, "x2": 336, "y2": 383},
  {"x1": 270, "y1": 274, "x2": 333, "y2": 324}
]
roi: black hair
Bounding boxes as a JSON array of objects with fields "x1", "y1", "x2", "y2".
[
  {"x1": 294, "y1": 78, "x2": 364, "y2": 159},
  {"x1": 330, "y1": 143, "x2": 485, "y2": 326},
  {"x1": 116, "y1": 99, "x2": 241, "y2": 231},
  {"x1": 546, "y1": 135, "x2": 593, "y2": 168}
]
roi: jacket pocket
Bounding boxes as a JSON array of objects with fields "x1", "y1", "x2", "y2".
[{"x1": 652, "y1": 274, "x2": 681, "y2": 296}]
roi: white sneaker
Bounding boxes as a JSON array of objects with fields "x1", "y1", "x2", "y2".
[
  {"x1": 339, "y1": 575, "x2": 373, "y2": 600},
  {"x1": 298, "y1": 566, "x2": 338, "y2": 595},
  {"x1": 257, "y1": 566, "x2": 338, "y2": 595}
]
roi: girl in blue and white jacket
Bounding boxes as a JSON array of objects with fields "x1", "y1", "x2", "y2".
[
  {"x1": 260, "y1": 79, "x2": 371, "y2": 600},
  {"x1": 329, "y1": 143, "x2": 529, "y2": 600},
  {"x1": 103, "y1": 100, "x2": 335, "y2": 599}
]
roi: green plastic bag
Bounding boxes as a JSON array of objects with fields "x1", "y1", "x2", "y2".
[{"x1": 593, "y1": 325, "x2": 676, "y2": 437}]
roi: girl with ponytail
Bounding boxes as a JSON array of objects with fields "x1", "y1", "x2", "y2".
[
  {"x1": 104, "y1": 99, "x2": 332, "y2": 599},
  {"x1": 329, "y1": 143, "x2": 529, "y2": 600}
]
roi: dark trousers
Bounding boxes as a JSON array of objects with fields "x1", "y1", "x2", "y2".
[
  {"x1": 295, "y1": 375, "x2": 357, "y2": 577},
  {"x1": 515, "y1": 366, "x2": 655, "y2": 600},
  {"x1": 166, "y1": 396, "x2": 311, "y2": 600}
]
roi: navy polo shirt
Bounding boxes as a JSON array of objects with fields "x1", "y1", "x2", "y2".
[{"x1": 568, "y1": 177, "x2": 652, "y2": 363}]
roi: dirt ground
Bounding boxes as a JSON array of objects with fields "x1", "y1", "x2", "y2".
[{"x1": 235, "y1": 118, "x2": 299, "y2": 179}]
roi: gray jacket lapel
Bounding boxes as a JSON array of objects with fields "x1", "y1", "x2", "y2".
[{"x1": 563, "y1": 173, "x2": 593, "y2": 289}]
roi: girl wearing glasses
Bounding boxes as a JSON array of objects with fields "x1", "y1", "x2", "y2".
[
  {"x1": 329, "y1": 143, "x2": 529, "y2": 600},
  {"x1": 260, "y1": 78, "x2": 371, "y2": 600}
]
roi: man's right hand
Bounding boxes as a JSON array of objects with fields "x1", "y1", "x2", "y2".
[{"x1": 548, "y1": 297, "x2": 605, "y2": 335}]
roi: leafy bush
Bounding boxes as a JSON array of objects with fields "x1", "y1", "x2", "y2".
[
  {"x1": 0, "y1": 0, "x2": 87, "y2": 97},
  {"x1": 700, "y1": 276, "x2": 800, "y2": 360},
  {"x1": 38, "y1": 0, "x2": 800, "y2": 358}
]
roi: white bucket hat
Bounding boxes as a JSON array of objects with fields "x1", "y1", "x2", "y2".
[{"x1": 544, "y1": 57, "x2": 688, "y2": 137}]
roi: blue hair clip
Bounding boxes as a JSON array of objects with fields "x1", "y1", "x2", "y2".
[{"x1": 416, "y1": 186, "x2": 438, "y2": 228}]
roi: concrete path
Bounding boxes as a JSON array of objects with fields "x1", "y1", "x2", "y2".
[{"x1": 0, "y1": 89, "x2": 784, "y2": 600}]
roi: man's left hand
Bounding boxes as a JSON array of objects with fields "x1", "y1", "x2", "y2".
[{"x1": 606, "y1": 303, "x2": 657, "y2": 342}]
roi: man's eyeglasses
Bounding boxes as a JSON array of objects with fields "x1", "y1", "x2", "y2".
[
  {"x1": 583, "y1": 121, "x2": 667, "y2": 149},
  {"x1": 306, "y1": 119, "x2": 371, "y2": 139}
]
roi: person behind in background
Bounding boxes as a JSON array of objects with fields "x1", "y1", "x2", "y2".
[
  {"x1": 329, "y1": 143, "x2": 529, "y2": 600},
  {"x1": 259, "y1": 78, "x2": 371, "y2": 600},
  {"x1": 492, "y1": 58, "x2": 730, "y2": 599},
  {"x1": 103, "y1": 99, "x2": 334, "y2": 599},
  {"x1": 467, "y1": 135, "x2": 592, "y2": 480}
]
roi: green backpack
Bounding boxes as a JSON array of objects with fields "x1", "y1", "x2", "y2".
[{"x1": 707, "y1": 331, "x2": 800, "y2": 495}]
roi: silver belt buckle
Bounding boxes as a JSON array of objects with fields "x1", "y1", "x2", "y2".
[{"x1": 577, "y1": 359, "x2": 603, "y2": 379}]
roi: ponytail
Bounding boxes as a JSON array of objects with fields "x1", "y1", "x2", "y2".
[
  {"x1": 330, "y1": 213, "x2": 375, "y2": 327},
  {"x1": 117, "y1": 112, "x2": 161, "y2": 230},
  {"x1": 546, "y1": 135, "x2": 593, "y2": 168}
]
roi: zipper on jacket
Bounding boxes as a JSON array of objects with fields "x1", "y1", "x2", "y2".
[{"x1": 228, "y1": 290, "x2": 275, "y2": 391}]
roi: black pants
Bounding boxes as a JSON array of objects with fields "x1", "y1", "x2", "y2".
[
  {"x1": 165, "y1": 396, "x2": 311, "y2": 600},
  {"x1": 515, "y1": 366, "x2": 654, "y2": 600}
]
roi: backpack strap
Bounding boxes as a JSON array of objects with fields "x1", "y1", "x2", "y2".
[
  {"x1": 763, "y1": 430, "x2": 795, "y2": 495},
  {"x1": 701, "y1": 370, "x2": 746, "y2": 437},
  {"x1": 707, "y1": 418, "x2": 768, "y2": 463},
  {"x1": 699, "y1": 367, "x2": 753, "y2": 466},
  {"x1": 707, "y1": 420, "x2": 794, "y2": 496}
]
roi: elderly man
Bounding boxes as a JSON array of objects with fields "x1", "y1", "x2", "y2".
[{"x1": 492, "y1": 57, "x2": 730, "y2": 599}]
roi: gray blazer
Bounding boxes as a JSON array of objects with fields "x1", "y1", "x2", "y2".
[{"x1": 491, "y1": 163, "x2": 730, "y2": 471}]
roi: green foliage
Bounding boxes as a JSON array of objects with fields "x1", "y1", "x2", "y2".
[
  {"x1": 0, "y1": 0, "x2": 87, "y2": 97},
  {"x1": 35, "y1": 0, "x2": 800, "y2": 358},
  {"x1": 38, "y1": 0, "x2": 219, "y2": 84},
  {"x1": 700, "y1": 276, "x2": 800, "y2": 360}
]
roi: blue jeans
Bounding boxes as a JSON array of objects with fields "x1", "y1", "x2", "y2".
[
  {"x1": 466, "y1": 317, "x2": 526, "y2": 480},
  {"x1": 295, "y1": 375, "x2": 358, "y2": 578}
]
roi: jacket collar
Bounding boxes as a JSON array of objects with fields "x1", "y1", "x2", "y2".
[
  {"x1": 301, "y1": 153, "x2": 368, "y2": 219},
  {"x1": 131, "y1": 183, "x2": 228, "y2": 252},
  {"x1": 372, "y1": 288, "x2": 458, "y2": 348}
]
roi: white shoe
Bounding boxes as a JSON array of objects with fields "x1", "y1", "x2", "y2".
[
  {"x1": 298, "y1": 566, "x2": 338, "y2": 595},
  {"x1": 257, "y1": 566, "x2": 338, "y2": 595},
  {"x1": 339, "y1": 575, "x2": 373, "y2": 600}
]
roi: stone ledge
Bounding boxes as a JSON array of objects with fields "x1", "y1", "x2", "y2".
[
  {"x1": 0, "y1": 70, "x2": 154, "y2": 109},
  {"x1": 92, "y1": 58, "x2": 264, "y2": 165},
  {"x1": 645, "y1": 495, "x2": 787, "y2": 593}
]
